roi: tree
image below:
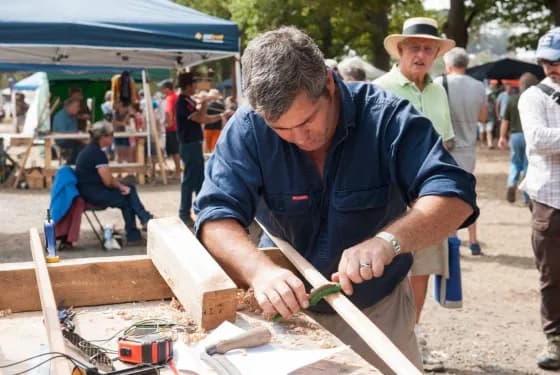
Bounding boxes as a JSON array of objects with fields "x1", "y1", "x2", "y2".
[
  {"x1": 443, "y1": 0, "x2": 559, "y2": 52},
  {"x1": 443, "y1": 0, "x2": 494, "y2": 48},
  {"x1": 490, "y1": 1, "x2": 560, "y2": 50},
  {"x1": 176, "y1": 0, "x2": 432, "y2": 71}
]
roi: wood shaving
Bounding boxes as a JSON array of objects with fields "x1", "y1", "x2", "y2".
[
  {"x1": 169, "y1": 297, "x2": 185, "y2": 312},
  {"x1": 0, "y1": 309, "x2": 12, "y2": 318},
  {"x1": 236, "y1": 289, "x2": 262, "y2": 313},
  {"x1": 183, "y1": 331, "x2": 208, "y2": 345}
]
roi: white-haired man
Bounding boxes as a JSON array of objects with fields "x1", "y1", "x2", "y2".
[
  {"x1": 374, "y1": 17, "x2": 456, "y2": 371},
  {"x1": 435, "y1": 47, "x2": 487, "y2": 255}
]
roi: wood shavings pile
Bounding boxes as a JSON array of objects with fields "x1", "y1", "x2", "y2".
[{"x1": 236, "y1": 289, "x2": 262, "y2": 313}]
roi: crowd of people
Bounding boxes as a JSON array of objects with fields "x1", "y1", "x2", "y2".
[
  {"x1": 42, "y1": 17, "x2": 560, "y2": 374},
  {"x1": 48, "y1": 73, "x2": 237, "y2": 245},
  {"x1": 190, "y1": 22, "x2": 559, "y2": 374}
]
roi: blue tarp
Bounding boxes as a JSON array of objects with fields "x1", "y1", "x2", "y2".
[{"x1": 0, "y1": 0, "x2": 239, "y2": 69}]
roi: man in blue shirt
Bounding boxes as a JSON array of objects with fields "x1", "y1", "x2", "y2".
[
  {"x1": 52, "y1": 97, "x2": 84, "y2": 164},
  {"x1": 194, "y1": 27, "x2": 478, "y2": 373}
]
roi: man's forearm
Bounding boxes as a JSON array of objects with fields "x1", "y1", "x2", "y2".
[
  {"x1": 384, "y1": 196, "x2": 473, "y2": 253},
  {"x1": 199, "y1": 218, "x2": 276, "y2": 288}
]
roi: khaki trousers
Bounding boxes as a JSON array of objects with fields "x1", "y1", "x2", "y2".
[{"x1": 306, "y1": 279, "x2": 422, "y2": 374}]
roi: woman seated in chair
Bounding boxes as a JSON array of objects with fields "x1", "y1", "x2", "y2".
[{"x1": 75, "y1": 121, "x2": 153, "y2": 243}]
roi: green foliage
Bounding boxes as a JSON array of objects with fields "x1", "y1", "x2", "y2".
[
  {"x1": 490, "y1": 1, "x2": 556, "y2": 50},
  {"x1": 175, "y1": 0, "x2": 435, "y2": 68}
]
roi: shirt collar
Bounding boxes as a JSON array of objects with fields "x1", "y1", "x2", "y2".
[
  {"x1": 333, "y1": 71, "x2": 357, "y2": 130},
  {"x1": 390, "y1": 65, "x2": 433, "y2": 87}
]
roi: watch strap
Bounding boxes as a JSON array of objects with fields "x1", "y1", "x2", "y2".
[{"x1": 375, "y1": 231, "x2": 401, "y2": 256}]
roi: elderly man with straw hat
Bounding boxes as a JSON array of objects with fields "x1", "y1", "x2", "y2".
[{"x1": 374, "y1": 17, "x2": 456, "y2": 372}]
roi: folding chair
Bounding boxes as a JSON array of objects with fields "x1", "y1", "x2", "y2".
[{"x1": 83, "y1": 204, "x2": 106, "y2": 249}]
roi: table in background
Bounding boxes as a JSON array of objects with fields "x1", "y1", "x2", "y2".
[{"x1": 43, "y1": 131, "x2": 148, "y2": 188}]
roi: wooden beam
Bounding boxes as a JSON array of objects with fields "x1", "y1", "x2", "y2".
[
  {"x1": 29, "y1": 227, "x2": 72, "y2": 375},
  {"x1": 0, "y1": 255, "x2": 174, "y2": 313},
  {"x1": 258, "y1": 224, "x2": 422, "y2": 375},
  {"x1": 147, "y1": 217, "x2": 237, "y2": 330}
]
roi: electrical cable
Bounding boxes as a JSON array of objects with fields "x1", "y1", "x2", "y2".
[
  {"x1": 0, "y1": 351, "x2": 87, "y2": 369},
  {"x1": 0, "y1": 352, "x2": 86, "y2": 375}
]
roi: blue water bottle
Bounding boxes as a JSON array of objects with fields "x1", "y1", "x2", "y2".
[
  {"x1": 434, "y1": 236, "x2": 462, "y2": 308},
  {"x1": 44, "y1": 209, "x2": 59, "y2": 263}
]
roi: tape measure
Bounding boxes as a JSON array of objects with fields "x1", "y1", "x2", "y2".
[{"x1": 118, "y1": 334, "x2": 173, "y2": 365}]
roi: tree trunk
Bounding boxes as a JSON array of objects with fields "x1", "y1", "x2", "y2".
[
  {"x1": 446, "y1": 0, "x2": 468, "y2": 48},
  {"x1": 549, "y1": 0, "x2": 560, "y2": 25},
  {"x1": 368, "y1": 6, "x2": 390, "y2": 71}
]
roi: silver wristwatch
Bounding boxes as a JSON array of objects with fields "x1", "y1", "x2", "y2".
[{"x1": 375, "y1": 231, "x2": 401, "y2": 256}]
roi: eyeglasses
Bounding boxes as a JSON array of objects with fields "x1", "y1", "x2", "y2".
[
  {"x1": 538, "y1": 59, "x2": 560, "y2": 67},
  {"x1": 402, "y1": 43, "x2": 437, "y2": 56}
]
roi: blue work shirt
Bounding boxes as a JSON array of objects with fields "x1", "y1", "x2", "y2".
[
  {"x1": 194, "y1": 76, "x2": 478, "y2": 311},
  {"x1": 52, "y1": 108, "x2": 78, "y2": 132}
]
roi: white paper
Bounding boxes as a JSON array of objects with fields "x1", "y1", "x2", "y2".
[{"x1": 175, "y1": 321, "x2": 346, "y2": 375}]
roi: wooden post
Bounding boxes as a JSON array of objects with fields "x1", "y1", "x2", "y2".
[
  {"x1": 12, "y1": 137, "x2": 33, "y2": 188},
  {"x1": 136, "y1": 136, "x2": 145, "y2": 185},
  {"x1": 141, "y1": 71, "x2": 167, "y2": 185},
  {"x1": 258, "y1": 223, "x2": 422, "y2": 375},
  {"x1": 147, "y1": 217, "x2": 237, "y2": 330},
  {"x1": 29, "y1": 228, "x2": 72, "y2": 375},
  {"x1": 44, "y1": 137, "x2": 53, "y2": 188}
]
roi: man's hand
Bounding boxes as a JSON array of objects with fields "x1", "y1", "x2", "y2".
[
  {"x1": 119, "y1": 184, "x2": 130, "y2": 195},
  {"x1": 498, "y1": 137, "x2": 508, "y2": 150},
  {"x1": 332, "y1": 237, "x2": 395, "y2": 296},
  {"x1": 251, "y1": 266, "x2": 309, "y2": 319}
]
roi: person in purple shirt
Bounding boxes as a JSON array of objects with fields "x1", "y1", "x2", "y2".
[{"x1": 193, "y1": 26, "x2": 478, "y2": 373}]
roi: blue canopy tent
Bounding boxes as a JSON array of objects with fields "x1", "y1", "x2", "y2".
[
  {"x1": 0, "y1": 0, "x2": 241, "y2": 185},
  {"x1": 0, "y1": 0, "x2": 239, "y2": 69}
]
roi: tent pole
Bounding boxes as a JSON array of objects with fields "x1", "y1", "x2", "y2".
[
  {"x1": 234, "y1": 53, "x2": 242, "y2": 103},
  {"x1": 141, "y1": 69, "x2": 167, "y2": 185}
]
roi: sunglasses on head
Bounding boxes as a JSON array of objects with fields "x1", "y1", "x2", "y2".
[{"x1": 538, "y1": 59, "x2": 560, "y2": 67}]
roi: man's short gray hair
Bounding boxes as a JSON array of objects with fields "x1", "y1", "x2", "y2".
[
  {"x1": 241, "y1": 26, "x2": 327, "y2": 122},
  {"x1": 338, "y1": 57, "x2": 367, "y2": 82},
  {"x1": 519, "y1": 72, "x2": 539, "y2": 92},
  {"x1": 89, "y1": 121, "x2": 113, "y2": 142},
  {"x1": 443, "y1": 47, "x2": 470, "y2": 68}
]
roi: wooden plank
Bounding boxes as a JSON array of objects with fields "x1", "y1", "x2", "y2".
[
  {"x1": 259, "y1": 224, "x2": 422, "y2": 375},
  {"x1": 141, "y1": 73, "x2": 167, "y2": 185},
  {"x1": 29, "y1": 227, "x2": 72, "y2": 375},
  {"x1": 0, "y1": 255, "x2": 174, "y2": 313},
  {"x1": 12, "y1": 137, "x2": 33, "y2": 188},
  {"x1": 147, "y1": 217, "x2": 237, "y2": 330}
]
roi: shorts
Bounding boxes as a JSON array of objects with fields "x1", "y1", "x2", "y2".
[
  {"x1": 114, "y1": 137, "x2": 130, "y2": 147},
  {"x1": 478, "y1": 121, "x2": 494, "y2": 132},
  {"x1": 165, "y1": 131, "x2": 179, "y2": 155},
  {"x1": 450, "y1": 146, "x2": 476, "y2": 173},
  {"x1": 411, "y1": 239, "x2": 449, "y2": 277}
]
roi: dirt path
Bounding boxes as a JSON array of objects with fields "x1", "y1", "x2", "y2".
[{"x1": 0, "y1": 147, "x2": 548, "y2": 374}]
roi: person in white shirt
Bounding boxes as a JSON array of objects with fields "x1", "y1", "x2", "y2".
[{"x1": 518, "y1": 27, "x2": 560, "y2": 371}]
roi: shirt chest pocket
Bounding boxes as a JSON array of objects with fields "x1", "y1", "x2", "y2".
[
  {"x1": 333, "y1": 185, "x2": 388, "y2": 212},
  {"x1": 265, "y1": 193, "x2": 314, "y2": 215}
]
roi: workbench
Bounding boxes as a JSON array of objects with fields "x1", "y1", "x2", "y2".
[{"x1": 0, "y1": 301, "x2": 381, "y2": 374}]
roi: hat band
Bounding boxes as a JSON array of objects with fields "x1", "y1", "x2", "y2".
[{"x1": 403, "y1": 24, "x2": 438, "y2": 37}]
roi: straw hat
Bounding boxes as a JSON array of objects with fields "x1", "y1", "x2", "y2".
[{"x1": 384, "y1": 17, "x2": 455, "y2": 59}]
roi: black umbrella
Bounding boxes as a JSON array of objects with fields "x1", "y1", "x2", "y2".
[{"x1": 466, "y1": 58, "x2": 544, "y2": 81}]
